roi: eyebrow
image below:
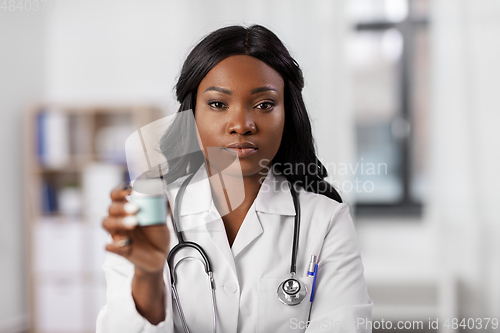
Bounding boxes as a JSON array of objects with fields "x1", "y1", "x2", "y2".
[
  {"x1": 203, "y1": 86, "x2": 278, "y2": 95},
  {"x1": 251, "y1": 86, "x2": 278, "y2": 94}
]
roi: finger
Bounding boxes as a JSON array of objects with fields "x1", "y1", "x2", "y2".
[
  {"x1": 167, "y1": 200, "x2": 172, "y2": 216},
  {"x1": 102, "y1": 216, "x2": 139, "y2": 233},
  {"x1": 110, "y1": 232, "x2": 126, "y2": 242},
  {"x1": 110, "y1": 182, "x2": 132, "y2": 201},
  {"x1": 106, "y1": 237, "x2": 133, "y2": 256},
  {"x1": 108, "y1": 201, "x2": 140, "y2": 217}
]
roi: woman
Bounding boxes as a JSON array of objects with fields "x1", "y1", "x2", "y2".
[{"x1": 98, "y1": 25, "x2": 372, "y2": 333}]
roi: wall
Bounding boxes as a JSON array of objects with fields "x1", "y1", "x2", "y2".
[
  {"x1": 43, "y1": 0, "x2": 354, "y2": 196},
  {"x1": 428, "y1": 0, "x2": 500, "y2": 319},
  {"x1": 0, "y1": 10, "x2": 45, "y2": 332}
]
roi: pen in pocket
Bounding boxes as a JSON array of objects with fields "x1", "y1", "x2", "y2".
[{"x1": 307, "y1": 255, "x2": 319, "y2": 324}]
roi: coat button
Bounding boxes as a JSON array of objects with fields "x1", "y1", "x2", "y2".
[{"x1": 224, "y1": 281, "x2": 238, "y2": 294}]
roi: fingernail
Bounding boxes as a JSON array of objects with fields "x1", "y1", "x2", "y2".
[
  {"x1": 123, "y1": 202, "x2": 140, "y2": 214},
  {"x1": 116, "y1": 238, "x2": 132, "y2": 247},
  {"x1": 122, "y1": 215, "x2": 139, "y2": 227}
]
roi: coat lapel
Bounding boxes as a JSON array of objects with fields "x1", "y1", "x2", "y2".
[
  {"x1": 167, "y1": 164, "x2": 297, "y2": 274},
  {"x1": 231, "y1": 169, "x2": 296, "y2": 258},
  {"x1": 231, "y1": 201, "x2": 263, "y2": 258}
]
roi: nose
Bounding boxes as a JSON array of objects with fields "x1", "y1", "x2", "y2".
[{"x1": 226, "y1": 107, "x2": 256, "y2": 136}]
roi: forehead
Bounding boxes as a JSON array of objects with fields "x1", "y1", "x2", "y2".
[{"x1": 198, "y1": 55, "x2": 284, "y2": 91}]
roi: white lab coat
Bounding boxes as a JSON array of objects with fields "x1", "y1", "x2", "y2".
[{"x1": 96, "y1": 165, "x2": 373, "y2": 333}]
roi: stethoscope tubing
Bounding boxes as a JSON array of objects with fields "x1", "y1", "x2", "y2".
[
  {"x1": 167, "y1": 169, "x2": 217, "y2": 333},
  {"x1": 289, "y1": 182, "x2": 300, "y2": 276},
  {"x1": 166, "y1": 165, "x2": 304, "y2": 332},
  {"x1": 168, "y1": 241, "x2": 212, "y2": 283}
]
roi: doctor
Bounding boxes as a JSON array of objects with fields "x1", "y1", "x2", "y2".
[{"x1": 97, "y1": 25, "x2": 372, "y2": 333}]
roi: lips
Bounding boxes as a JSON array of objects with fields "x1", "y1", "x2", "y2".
[{"x1": 223, "y1": 142, "x2": 258, "y2": 157}]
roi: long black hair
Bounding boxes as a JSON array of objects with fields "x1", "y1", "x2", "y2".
[{"x1": 160, "y1": 24, "x2": 342, "y2": 203}]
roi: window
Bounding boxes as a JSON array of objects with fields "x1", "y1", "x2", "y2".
[{"x1": 348, "y1": 0, "x2": 430, "y2": 216}]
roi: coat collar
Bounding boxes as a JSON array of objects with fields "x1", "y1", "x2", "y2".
[
  {"x1": 254, "y1": 168, "x2": 296, "y2": 216},
  {"x1": 168, "y1": 163, "x2": 297, "y2": 220}
]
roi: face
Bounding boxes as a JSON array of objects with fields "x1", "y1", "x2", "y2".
[{"x1": 195, "y1": 55, "x2": 285, "y2": 178}]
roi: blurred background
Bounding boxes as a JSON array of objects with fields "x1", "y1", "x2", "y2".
[{"x1": 1, "y1": 0, "x2": 499, "y2": 332}]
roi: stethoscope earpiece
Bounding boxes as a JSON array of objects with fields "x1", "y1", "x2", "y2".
[{"x1": 277, "y1": 278, "x2": 307, "y2": 306}]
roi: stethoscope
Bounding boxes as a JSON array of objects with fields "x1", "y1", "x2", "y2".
[{"x1": 166, "y1": 168, "x2": 306, "y2": 333}]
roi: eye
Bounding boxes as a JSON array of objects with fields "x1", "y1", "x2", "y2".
[
  {"x1": 256, "y1": 101, "x2": 275, "y2": 111},
  {"x1": 208, "y1": 101, "x2": 227, "y2": 109}
]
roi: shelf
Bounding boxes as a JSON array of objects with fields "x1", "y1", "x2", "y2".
[
  {"x1": 25, "y1": 104, "x2": 162, "y2": 333},
  {"x1": 33, "y1": 159, "x2": 127, "y2": 174}
]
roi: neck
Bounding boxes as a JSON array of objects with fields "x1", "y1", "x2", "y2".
[{"x1": 207, "y1": 166, "x2": 268, "y2": 216}]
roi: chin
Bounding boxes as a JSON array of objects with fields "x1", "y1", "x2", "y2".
[{"x1": 206, "y1": 159, "x2": 266, "y2": 179}]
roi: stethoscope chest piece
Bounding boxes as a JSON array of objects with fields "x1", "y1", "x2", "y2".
[{"x1": 277, "y1": 278, "x2": 307, "y2": 306}]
